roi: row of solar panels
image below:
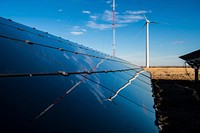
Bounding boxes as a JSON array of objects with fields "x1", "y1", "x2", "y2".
[{"x1": 0, "y1": 17, "x2": 158, "y2": 133}]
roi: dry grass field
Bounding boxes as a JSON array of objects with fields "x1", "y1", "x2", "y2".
[{"x1": 144, "y1": 67, "x2": 200, "y2": 80}]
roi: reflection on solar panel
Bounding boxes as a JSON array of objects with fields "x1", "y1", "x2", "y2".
[{"x1": 0, "y1": 17, "x2": 158, "y2": 133}]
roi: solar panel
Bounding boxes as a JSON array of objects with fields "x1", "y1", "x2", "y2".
[
  {"x1": 179, "y1": 49, "x2": 200, "y2": 68},
  {"x1": 0, "y1": 17, "x2": 158, "y2": 133},
  {"x1": 179, "y1": 49, "x2": 200, "y2": 85}
]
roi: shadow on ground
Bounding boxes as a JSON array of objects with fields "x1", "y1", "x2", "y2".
[{"x1": 152, "y1": 80, "x2": 200, "y2": 133}]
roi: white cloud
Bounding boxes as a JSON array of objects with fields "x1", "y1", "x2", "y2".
[
  {"x1": 70, "y1": 26, "x2": 87, "y2": 35},
  {"x1": 117, "y1": 15, "x2": 143, "y2": 23},
  {"x1": 172, "y1": 40, "x2": 185, "y2": 45},
  {"x1": 125, "y1": 10, "x2": 151, "y2": 15},
  {"x1": 84, "y1": 9, "x2": 150, "y2": 31},
  {"x1": 101, "y1": 10, "x2": 144, "y2": 24},
  {"x1": 106, "y1": 0, "x2": 112, "y2": 4},
  {"x1": 58, "y1": 9, "x2": 63, "y2": 12},
  {"x1": 72, "y1": 26, "x2": 80, "y2": 29},
  {"x1": 102, "y1": 10, "x2": 114, "y2": 22},
  {"x1": 82, "y1": 29, "x2": 86, "y2": 32},
  {"x1": 90, "y1": 15, "x2": 98, "y2": 20},
  {"x1": 82, "y1": 10, "x2": 91, "y2": 14},
  {"x1": 87, "y1": 21, "x2": 111, "y2": 30},
  {"x1": 87, "y1": 21, "x2": 125, "y2": 30},
  {"x1": 70, "y1": 31, "x2": 84, "y2": 35}
]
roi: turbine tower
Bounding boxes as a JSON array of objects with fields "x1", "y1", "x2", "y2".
[
  {"x1": 112, "y1": 0, "x2": 116, "y2": 56},
  {"x1": 143, "y1": 15, "x2": 157, "y2": 68},
  {"x1": 144, "y1": 16, "x2": 150, "y2": 68}
]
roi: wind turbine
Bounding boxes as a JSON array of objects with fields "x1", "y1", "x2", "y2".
[{"x1": 143, "y1": 15, "x2": 157, "y2": 68}]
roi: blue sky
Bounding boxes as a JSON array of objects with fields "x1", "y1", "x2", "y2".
[{"x1": 0, "y1": 0, "x2": 200, "y2": 66}]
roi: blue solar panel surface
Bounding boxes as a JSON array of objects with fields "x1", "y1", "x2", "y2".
[{"x1": 0, "y1": 17, "x2": 158, "y2": 133}]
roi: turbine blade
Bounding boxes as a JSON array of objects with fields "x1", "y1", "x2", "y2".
[
  {"x1": 144, "y1": 15, "x2": 148, "y2": 22},
  {"x1": 142, "y1": 22, "x2": 147, "y2": 29},
  {"x1": 133, "y1": 22, "x2": 147, "y2": 40},
  {"x1": 150, "y1": 21, "x2": 159, "y2": 24},
  {"x1": 150, "y1": 21, "x2": 170, "y2": 25},
  {"x1": 143, "y1": 14, "x2": 148, "y2": 22}
]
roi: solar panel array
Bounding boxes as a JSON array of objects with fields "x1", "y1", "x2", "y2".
[{"x1": 0, "y1": 17, "x2": 158, "y2": 133}]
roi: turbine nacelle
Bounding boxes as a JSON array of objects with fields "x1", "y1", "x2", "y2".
[
  {"x1": 144, "y1": 15, "x2": 160, "y2": 25},
  {"x1": 144, "y1": 15, "x2": 150, "y2": 23}
]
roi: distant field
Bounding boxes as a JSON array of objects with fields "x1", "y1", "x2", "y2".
[{"x1": 144, "y1": 67, "x2": 200, "y2": 80}]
